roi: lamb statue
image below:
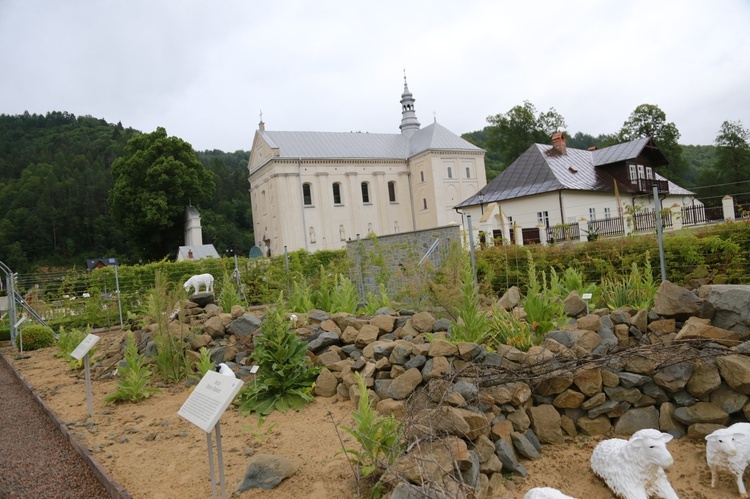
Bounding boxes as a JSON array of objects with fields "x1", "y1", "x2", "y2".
[
  {"x1": 183, "y1": 273, "x2": 214, "y2": 294},
  {"x1": 590, "y1": 428, "x2": 678, "y2": 499},
  {"x1": 705, "y1": 422, "x2": 750, "y2": 497}
]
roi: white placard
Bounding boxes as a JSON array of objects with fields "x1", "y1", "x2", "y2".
[
  {"x1": 70, "y1": 333, "x2": 100, "y2": 360},
  {"x1": 14, "y1": 316, "x2": 27, "y2": 328},
  {"x1": 179, "y1": 370, "x2": 244, "y2": 433},
  {"x1": 249, "y1": 365, "x2": 259, "y2": 374},
  {"x1": 582, "y1": 293, "x2": 593, "y2": 300}
]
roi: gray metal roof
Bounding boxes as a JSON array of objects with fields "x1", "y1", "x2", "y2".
[
  {"x1": 456, "y1": 138, "x2": 692, "y2": 207},
  {"x1": 257, "y1": 122, "x2": 482, "y2": 161}
]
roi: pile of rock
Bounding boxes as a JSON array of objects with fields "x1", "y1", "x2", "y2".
[{"x1": 117, "y1": 282, "x2": 750, "y2": 498}]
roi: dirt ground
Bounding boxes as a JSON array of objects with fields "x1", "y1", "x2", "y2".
[{"x1": 2, "y1": 329, "x2": 745, "y2": 498}]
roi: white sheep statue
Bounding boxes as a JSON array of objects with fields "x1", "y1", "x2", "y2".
[
  {"x1": 590, "y1": 428, "x2": 678, "y2": 499},
  {"x1": 523, "y1": 487, "x2": 576, "y2": 498},
  {"x1": 183, "y1": 273, "x2": 214, "y2": 294},
  {"x1": 705, "y1": 422, "x2": 750, "y2": 498}
]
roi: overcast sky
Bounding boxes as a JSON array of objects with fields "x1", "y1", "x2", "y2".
[{"x1": 1, "y1": 0, "x2": 749, "y2": 152}]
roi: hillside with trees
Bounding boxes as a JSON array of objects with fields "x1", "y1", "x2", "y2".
[{"x1": 0, "y1": 112, "x2": 252, "y2": 271}]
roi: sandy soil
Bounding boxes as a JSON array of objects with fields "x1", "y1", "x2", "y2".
[{"x1": 2, "y1": 329, "x2": 745, "y2": 498}]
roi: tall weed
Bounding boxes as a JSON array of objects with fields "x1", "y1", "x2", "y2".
[
  {"x1": 449, "y1": 257, "x2": 491, "y2": 344},
  {"x1": 598, "y1": 253, "x2": 658, "y2": 309},
  {"x1": 523, "y1": 252, "x2": 569, "y2": 337}
]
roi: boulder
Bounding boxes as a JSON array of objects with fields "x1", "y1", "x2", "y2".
[
  {"x1": 235, "y1": 454, "x2": 296, "y2": 492},
  {"x1": 497, "y1": 286, "x2": 521, "y2": 310},
  {"x1": 653, "y1": 281, "x2": 708, "y2": 320}
]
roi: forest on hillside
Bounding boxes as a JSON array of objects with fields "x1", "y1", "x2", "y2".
[
  {"x1": 1, "y1": 103, "x2": 748, "y2": 272},
  {"x1": 0, "y1": 112, "x2": 252, "y2": 271}
]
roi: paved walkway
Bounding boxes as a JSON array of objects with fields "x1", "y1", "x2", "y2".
[{"x1": 0, "y1": 352, "x2": 115, "y2": 498}]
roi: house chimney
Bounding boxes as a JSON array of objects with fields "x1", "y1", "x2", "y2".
[{"x1": 552, "y1": 132, "x2": 567, "y2": 155}]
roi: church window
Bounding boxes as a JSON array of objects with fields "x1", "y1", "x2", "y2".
[
  {"x1": 420, "y1": 171, "x2": 424, "y2": 182},
  {"x1": 302, "y1": 183, "x2": 312, "y2": 206},
  {"x1": 332, "y1": 182, "x2": 342, "y2": 205},
  {"x1": 361, "y1": 182, "x2": 370, "y2": 204},
  {"x1": 388, "y1": 181, "x2": 396, "y2": 202},
  {"x1": 423, "y1": 198, "x2": 427, "y2": 210},
  {"x1": 466, "y1": 167, "x2": 471, "y2": 178},
  {"x1": 447, "y1": 167, "x2": 453, "y2": 179}
]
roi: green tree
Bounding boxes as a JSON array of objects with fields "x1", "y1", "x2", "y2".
[
  {"x1": 617, "y1": 104, "x2": 689, "y2": 184},
  {"x1": 714, "y1": 120, "x2": 750, "y2": 186},
  {"x1": 485, "y1": 101, "x2": 567, "y2": 165},
  {"x1": 109, "y1": 127, "x2": 215, "y2": 261}
]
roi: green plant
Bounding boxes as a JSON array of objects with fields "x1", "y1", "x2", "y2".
[
  {"x1": 236, "y1": 295, "x2": 320, "y2": 415},
  {"x1": 522, "y1": 251, "x2": 569, "y2": 337},
  {"x1": 312, "y1": 265, "x2": 336, "y2": 312},
  {"x1": 549, "y1": 266, "x2": 596, "y2": 300},
  {"x1": 191, "y1": 346, "x2": 215, "y2": 379},
  {"x1": 488, "y1": 306, "x2": 535, "y2": 351},
  {"x1": 55, "y1": 326, "x2": 93, "y2": 369},
  {"x1": 331, "y1": 274, "x2": 360, "y2": 314},
  {"x1": 217, "y1": 271, "x2": 243, "y2": 313},
  {"x1": 105, "y1": 332, "x2": 161, "y2": 404},
  {"x1": 146, "y1": 270, "x2": 191, "y2": 382},
  {"x1": 339, "y1": 372, "x2": 404, "y2": 494},
  {"x1": 288, "y1": 274, "x2": 315, "y2": 313},
  {"x1": 598, "y1": 253, "x2": 658, "y2": 309},
  {"x1": 360, "y1": 283, "x2": 392, "y2": 315},
  {"x1": 14, "y1": 324, "x2": 55, "y2": 351},
  {"x1": 243, "y1": 416, "x2": 278, "y2": 445},
  {"x1": 449, "y1": 257, "x2": 491, "y2": 344}
]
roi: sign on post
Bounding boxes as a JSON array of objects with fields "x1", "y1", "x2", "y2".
[
  {"x1": 178, "y1": 370, "x2": 244, "y2": 433},
  {"x1": 71, "y1": 333, "x2": 100, "y2": 418}
]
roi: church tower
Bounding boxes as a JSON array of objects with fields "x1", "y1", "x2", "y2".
[{"x1": 399, "y1": 75, "x2": 421, "y2": 136}]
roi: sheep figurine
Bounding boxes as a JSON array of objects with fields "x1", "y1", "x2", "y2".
[
  {"x1": 590, "y1": 428, "x2": 678, "y2": 499},
  {"x1": 523, "y1": 487, "x2": 576, "y2": 498},
  {"x1": 183, "y1": 273, "x2": 214, "y2": 294},
  {"x1": 705, "y1": 422, "x2": 750, "y2": 498}
]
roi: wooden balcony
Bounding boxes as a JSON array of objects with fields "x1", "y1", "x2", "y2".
[{"x1": 636, "y1": 178, "x2": 669, "y2": 194}]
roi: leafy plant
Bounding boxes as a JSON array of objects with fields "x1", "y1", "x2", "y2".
[
  {"x1": 488, "y1": 306, "x2": 535, "y2": 351},
  {"x1": 339, "y1": 372, "x2": 404, "y2": 494},
  {"x1": 449, "y1": 257, "x2": 491, "y2": 344},
  {"x1": 243, "y1": 416, "x2": 278, "y2": 445},
  {"x1": 330, "y1": 274, "x2": 360, "y2": 314},
  {"x1": 288, "y1": 274, "x2": 315, "y2": 313},
  {"x1": 359, "y1": 283, "x2": 393, "y2": 315},
  {"x1": 236, "y1": 296, "x2": 320, "y2": 415},
  {"x1": 14, "y1": 324, "x2": 55, "y2": 351},
  {"x1": 522, "y1": 251, "x2": 569, "y2": 337},
  {"x1": 312, "y1": 265, "x2": 336, "y2": 312},
  {"x1": 217, "y1": 271, "x2": 243, "y2": 313},
  {"x1": 549, "y1": 266, "x2": 597, "y2": 300},
  {"x1": 105, "y1": 332, "x2": 161, "y2": 404},
  {"x1": 598, "y1": 253, "x2": 658, "y2": 309},
  {"x1": 145, "y1": 270, "x2": 191, "y2": 382},
  {"x1": 191, "y1": 346, "x2": 215, "y2": 379}
]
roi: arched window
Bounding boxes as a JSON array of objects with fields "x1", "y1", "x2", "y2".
[
  {"x1": 388, "y1": 181, "x2": 396, "y2": 202},
  {"x1": 302, "y1": 183, "x2": 312, "y2": 206},
  {"x1": 361, "y1": 182, "x2": 370, "y2": 204},
  {"x1": 332, "y1": 182, "x2": 342, "y2": 205}
]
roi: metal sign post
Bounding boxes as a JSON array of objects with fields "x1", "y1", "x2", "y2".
[
  {"x1": 71, "y1": 334, "x2": 100, "y2": 419},
  {"x1": 14, "y1": 316, "x2": 27, "y2": 353},
  {"x1": 179, "y1": 370, "x2": 244, "y2": 499}
]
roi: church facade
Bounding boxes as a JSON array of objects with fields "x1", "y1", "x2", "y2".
[{"x1": 246, "y1": 81, "x2": 487, "y2": 255}]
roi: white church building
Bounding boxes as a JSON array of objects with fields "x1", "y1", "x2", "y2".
[{"x1": 246, "y1": 80, "x2": 487, "y2": 255}]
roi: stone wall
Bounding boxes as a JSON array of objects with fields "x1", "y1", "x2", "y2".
[
  {"x1": 120, "y1": 282, "x2": 750, "y2": 498},
  {"x1": 344, "y1": 224, "x2": 461, "y2": 297}
]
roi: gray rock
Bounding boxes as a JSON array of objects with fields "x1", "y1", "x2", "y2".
[
  {"x1": 448, "y1": 380, "x2": 479, "y2": 402},
  {"x1": 497, "y1": 286, "x2": 521, "y2": 310},
  {"x1": 614, "y1": 406, "x2": 660, "y2": 435},
  {"x1": 235, "y1": 454, "x2": 296, "y2": 492},
  {"x1": 404, "y1": 354, "x2": 427, "y2": 370},
  {"x1": 710, "y1": 384, "x2": 749, "y2": 414},
  {"x1": 226, "y1": 313, "x2": 262, "y2": 337},
  {"x1": 653, "y1": 362, "x2": 694, "y2": 393},
  {"x1": 493, "y1": 437, "x2": 519, "y2": 472},
  {"x1": 618, "y1": 372, "x2": 652, "y2": 388},
  {"x1": 511, "y1": 431, "x2": 541, "y2": 459},
  {"x1": 306, "y1": 331, "x2": 341, "y2": 353},
  {"x1": 671, "y1": 389, "x2": 698, "y2": 407},
  {"x1": 673, "y1": 402, "x2": 729, "y2": 425},
  {"x1": 564, "y1": 291, "x2": 587, "y2": 317},
  {"x1": 653, "y1": 281, "x2": 707, "y2": 320}
]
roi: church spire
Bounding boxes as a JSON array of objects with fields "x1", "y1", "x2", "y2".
[{"x1": 399, "y1": 71, "x2": 420, "y2": 135}]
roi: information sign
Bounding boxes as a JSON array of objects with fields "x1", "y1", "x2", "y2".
[
  {"x1": 179, "y1": 370, "x2": 244, "y2": 433},
  {"x1": 71, "y1": 334, "x2": 100, "y2": 361}
]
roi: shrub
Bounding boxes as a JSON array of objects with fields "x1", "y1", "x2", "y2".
[
  {"x1": 217, "y1": 271, "x2": 243, "y2": 313},
  {"x1": 598, "y1": 254, "x2": 658, "y2": 310},
  {"x1": 522, "y1": 252, "x2": 569, "y2": 337},
  {"x1": 14, "y1": 324, "x2": 55, "y2": 351},
  {"x1": 236, "y1": 296, "x2": 320, "y2": 415}
]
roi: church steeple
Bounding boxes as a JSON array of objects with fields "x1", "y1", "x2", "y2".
[{"x1": 399, "y1": 72, "x2": 421, "y2": 135}]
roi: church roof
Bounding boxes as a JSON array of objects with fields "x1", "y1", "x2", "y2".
[{"x1": 257, "y1": 122, "x2": 482, "y2": 161}]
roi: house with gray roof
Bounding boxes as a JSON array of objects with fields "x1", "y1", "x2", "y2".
[
  {"x1": 455, "y1": 133, "x2": 700, "y2": 245},
  {"x1": 247, "y1": 80, "x2": 487, "y2": 254}
]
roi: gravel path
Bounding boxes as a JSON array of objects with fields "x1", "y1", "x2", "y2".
[{"x1": 0, "y1": 352, "x2": 113, "y2": 499}]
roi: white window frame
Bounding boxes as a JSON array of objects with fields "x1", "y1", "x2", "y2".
[
  {"x1": 646, "y1": 166, "x2": 653, "y2": 180},
  {"x1": 604, "y1": 207, "x2": 611, "y2": 219},
  {"x1": 629, "y1": 164, "x2": 637, "y2": 182},
  {"x1": 589, "y1": 207, "x2": 596, "y2": 221}
]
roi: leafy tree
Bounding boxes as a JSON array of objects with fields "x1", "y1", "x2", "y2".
[
  {"x1": 714, "y1": 120, "x2": 750, "y2": 185},
  {"x1": 617, "y1": 104, "x2": 689, "y2": 184},
  {"x1": 461, "y1": 128, "x2": 505, "y2": 181},
  {"x1": 109, "y1": 127, "x2": 215, "y2": 261},
  {"x1": 485, "y1": 101, "x2": 567, "y2": 166}
]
